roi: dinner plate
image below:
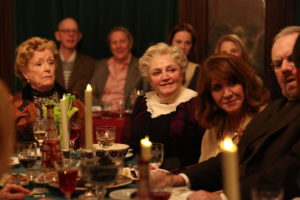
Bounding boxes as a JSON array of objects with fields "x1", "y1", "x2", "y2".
[
  {"x1": 109, "y1": 188, "x2": 137, "y2": 200},
  {"x1": 48, "y1": 174, "x2": 132, "y2": 191},
  {"x1": 107, "y1": 174, "x2": 132, "y2": 189},
  {"x1": 0, "y1": 173, "x2": 27, "y2": 186},
  {"x1": 9, "y1": 156, "x2": 19, "y2": 166}
]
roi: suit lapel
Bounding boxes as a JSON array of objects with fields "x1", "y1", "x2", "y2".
[
  {"x1": 239, "y1": 100, "x2": 284, "y2": 152},
  {"x1": 55, "y1": 58, "x2": 65, "y2": 88},
  {"x1": 239, "y1": 99, "x2": 300, "y2": 163},
  {"x1": 124, "y1": 57, "x2": 138, "y2": 99},
  {"x1": 95, "y1": 59, "x2": 109, "y2": 97}
]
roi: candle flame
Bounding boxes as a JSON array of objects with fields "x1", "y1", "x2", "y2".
[
  {"x1": 141, "y1": 136, "x2": 152, "y2": 147},
  {"x1": 220, "y1": 137, "x2": 237, "y2": 152},
  {"x1": 86, "y1": 84, "x2": 92, "y2": 91}
]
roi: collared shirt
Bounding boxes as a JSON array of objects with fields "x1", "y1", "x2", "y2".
[
  {"x1": 101, "y1": 54, "x2": 131, "y2": 107},
  {"x1": 59, "y1": 51, "x2": 77, "y2": 88}
]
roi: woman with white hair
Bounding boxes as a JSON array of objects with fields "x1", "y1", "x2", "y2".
[{"x1": 123, "y1": 43, "x2": 204, "y2": 170}]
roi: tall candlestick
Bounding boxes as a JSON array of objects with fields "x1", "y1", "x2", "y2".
[
  {"x1": 85, "y1": 84, "x2": 93, "y2": 149},
  {"x1": 220, "y1": 137, "x2": 240, "y2": 200},
  {"x1": 140, "y1": 136, "x2": 152, "y2": 161},
  {"x1": 60, "y1": 95, "x2": 69, "y2": 150}
]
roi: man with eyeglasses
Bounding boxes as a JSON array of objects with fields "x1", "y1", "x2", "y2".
[
  {"x1": 151, "y1": 26, "x2": 300, "y2": 200},
  {"x1": 54, "y1": 17, "x2": 95, "y2": 98}
]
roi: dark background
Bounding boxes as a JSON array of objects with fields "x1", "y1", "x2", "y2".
[
  {"x1": 13, "y1": 0, "x2": 178, "y2": 59},
  {"x1": 1, "y1": 0, "x2": 300, "y2": 99}
]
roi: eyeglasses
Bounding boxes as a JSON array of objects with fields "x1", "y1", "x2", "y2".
[
  {"x1": 58, "y1": 29, "x2": 80, "y2": 34},
  {"x1": 271, "y1": 55, "x2": 295, "y2": 71}
]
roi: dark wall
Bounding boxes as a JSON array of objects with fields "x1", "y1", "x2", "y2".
[
  {"x1": 14, "y1": 0, "x2": 178, "y2": 58},
  {"x1": 12, "y1": 0, "x2": 178, "y2": 91},
  {"x1": 14, "y1": 0, "x2": 178, "y2": 59}
]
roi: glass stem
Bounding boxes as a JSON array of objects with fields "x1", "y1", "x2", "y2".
[
  {"x1": 95, "y1": 185, "x2": 106, "y2": 200},
  {"x1": 65, "y1": 193, "x2": 71, "y2": 200}
]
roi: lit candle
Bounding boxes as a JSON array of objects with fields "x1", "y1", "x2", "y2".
[
  {"x1": 60, "y1": 95, "x2": 69, "y2": 150},
  {"x1": 85, "y1": 84, "x2": 93, "y2": 149},
  {"x1": 220, "y1": 137, "x2": 240, "y2": 200},
  {"x1": 140, "y1": 136, "x2": 152, "y2": 161}
]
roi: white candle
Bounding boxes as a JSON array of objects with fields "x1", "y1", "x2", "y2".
[
  {"x1": 85, "y1": 84, "x2": 93, "y2": 149},
  {"x1": 60, "y1": 95, "x2": 69, "y2": 150},
  {"x1": 220, "y1": 137, "x2": 240, "y2": 200},
  {"x1": 140, "y1": 136, "x2": 152, "y2": 161}
]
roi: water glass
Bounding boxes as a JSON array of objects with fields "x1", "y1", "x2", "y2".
[
  {"x1": 114, "y1": 99, "x2": 125, "y2": 118},
  {"x1": 77, "y1": 149, "x2": 97, "y2": 200},
  {"x1": 89, "y1": 157, "x2": 123, "y2": 200},
  {"x1": 100, "y1": 101, "x2": 112, "y2": 119},
  {"x1": 96, "y1": 126, "x2": 116, "y2": 149},
  {"x1": 150, "y1": 143, "x2": 164, "y2": 169}
]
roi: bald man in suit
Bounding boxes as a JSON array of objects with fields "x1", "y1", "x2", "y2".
[{"x1": 55, "y1": 17, "x2": 95, "y2": 98}]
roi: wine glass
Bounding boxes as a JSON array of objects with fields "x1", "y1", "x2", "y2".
[
  {"x1": 96, "y1": 126, "x2": 116, "y2": 149},
  {"x1": 69, "y1": 119, "x2": 81, "y2": 150},
  {"x1": 100, "y1": 101, "x2": 112, "y2": 119},
  {"x1": 89, "y1": 156, "x2": 123, "y2": 200},
  {"x1": 129, "y1": 89, "x2": 144, "y2": 111},
  {"x1": 33, "y1": 118, "x2": 47, "y2": 154},
  {"x1": 17, "y1": 142, "x2": 38, "y2": 184},
  {"x1": 113, "y1": 99, "x2": 125, "y2": 118},
  {"x1": 77, "y1": 149, "x2": 97, "y2": 200},
  {"x1": 54, "y1": 158, "x2": 80, "y2": 200},
  {"x1": 150, "y1": 143, "x2": 164, "y2": 170}
]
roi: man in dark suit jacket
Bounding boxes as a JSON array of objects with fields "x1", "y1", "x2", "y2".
[
  {"x1": 152, "y1": 26, "x2": 300, "y2": 200},
  {"x1": 55, "y1": 17, "x2": 95, "y2": 99}
]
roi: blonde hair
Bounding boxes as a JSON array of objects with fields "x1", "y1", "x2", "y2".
[
  {"x1": 0, "y1": 81, "x2": 15, "y2": 177},
  {"x1": 139, "y1": 42, "x2": 188, "y2": 80},
  {"x1": 15, "y1": 37, "x2": 58, "y2": 83},
  {"x1": 214, "y1": 34, "x2": 250, "y2": 64}
]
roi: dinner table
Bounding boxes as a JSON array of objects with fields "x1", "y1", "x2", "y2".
[
  {"x1": 7, "y1": 151, "x2": 138, "y2": 200},
  {"x1": 7, "y1": 152, "x2": 193, "y2": 200}
]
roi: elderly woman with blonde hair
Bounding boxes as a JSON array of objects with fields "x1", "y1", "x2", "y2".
[
  {"x1": 0, "y1": 81, "x2": 31, "y2": 199},
  {"x1": 13, "y1": 37, "x2": 83, "y2": 142},
  {"x1": 123, "y1": 43, "x2": 204, "y2": 170}
]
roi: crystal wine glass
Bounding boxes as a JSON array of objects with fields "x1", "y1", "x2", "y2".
[
  {"x1": 17, "y1": 142, "x2": 38, "y2": 184},
  {"x1": 33, "y1": 118, "x2": 47, "y2": 154},
  {"x1": 69, "y1": 119, "x2": 81, "y2": 150},
  {"x1": 96, "y1": 126, "x2": 116, "y2": 149},
  {"x1": 54, "y1": 158, "x2": 80, "y2": 200},
  {"x1": 150, "y1": 143, "x2": 164, "y2": 170},
  {"x1": 112, "y1": 99, "x2": 125, "y2": 118},
  {"x1": 77, "y1": 149, "x2": 97, "y2": 200},
  {"x1": 89, "y1": 156, "x2": 122, "y2": 200}
]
